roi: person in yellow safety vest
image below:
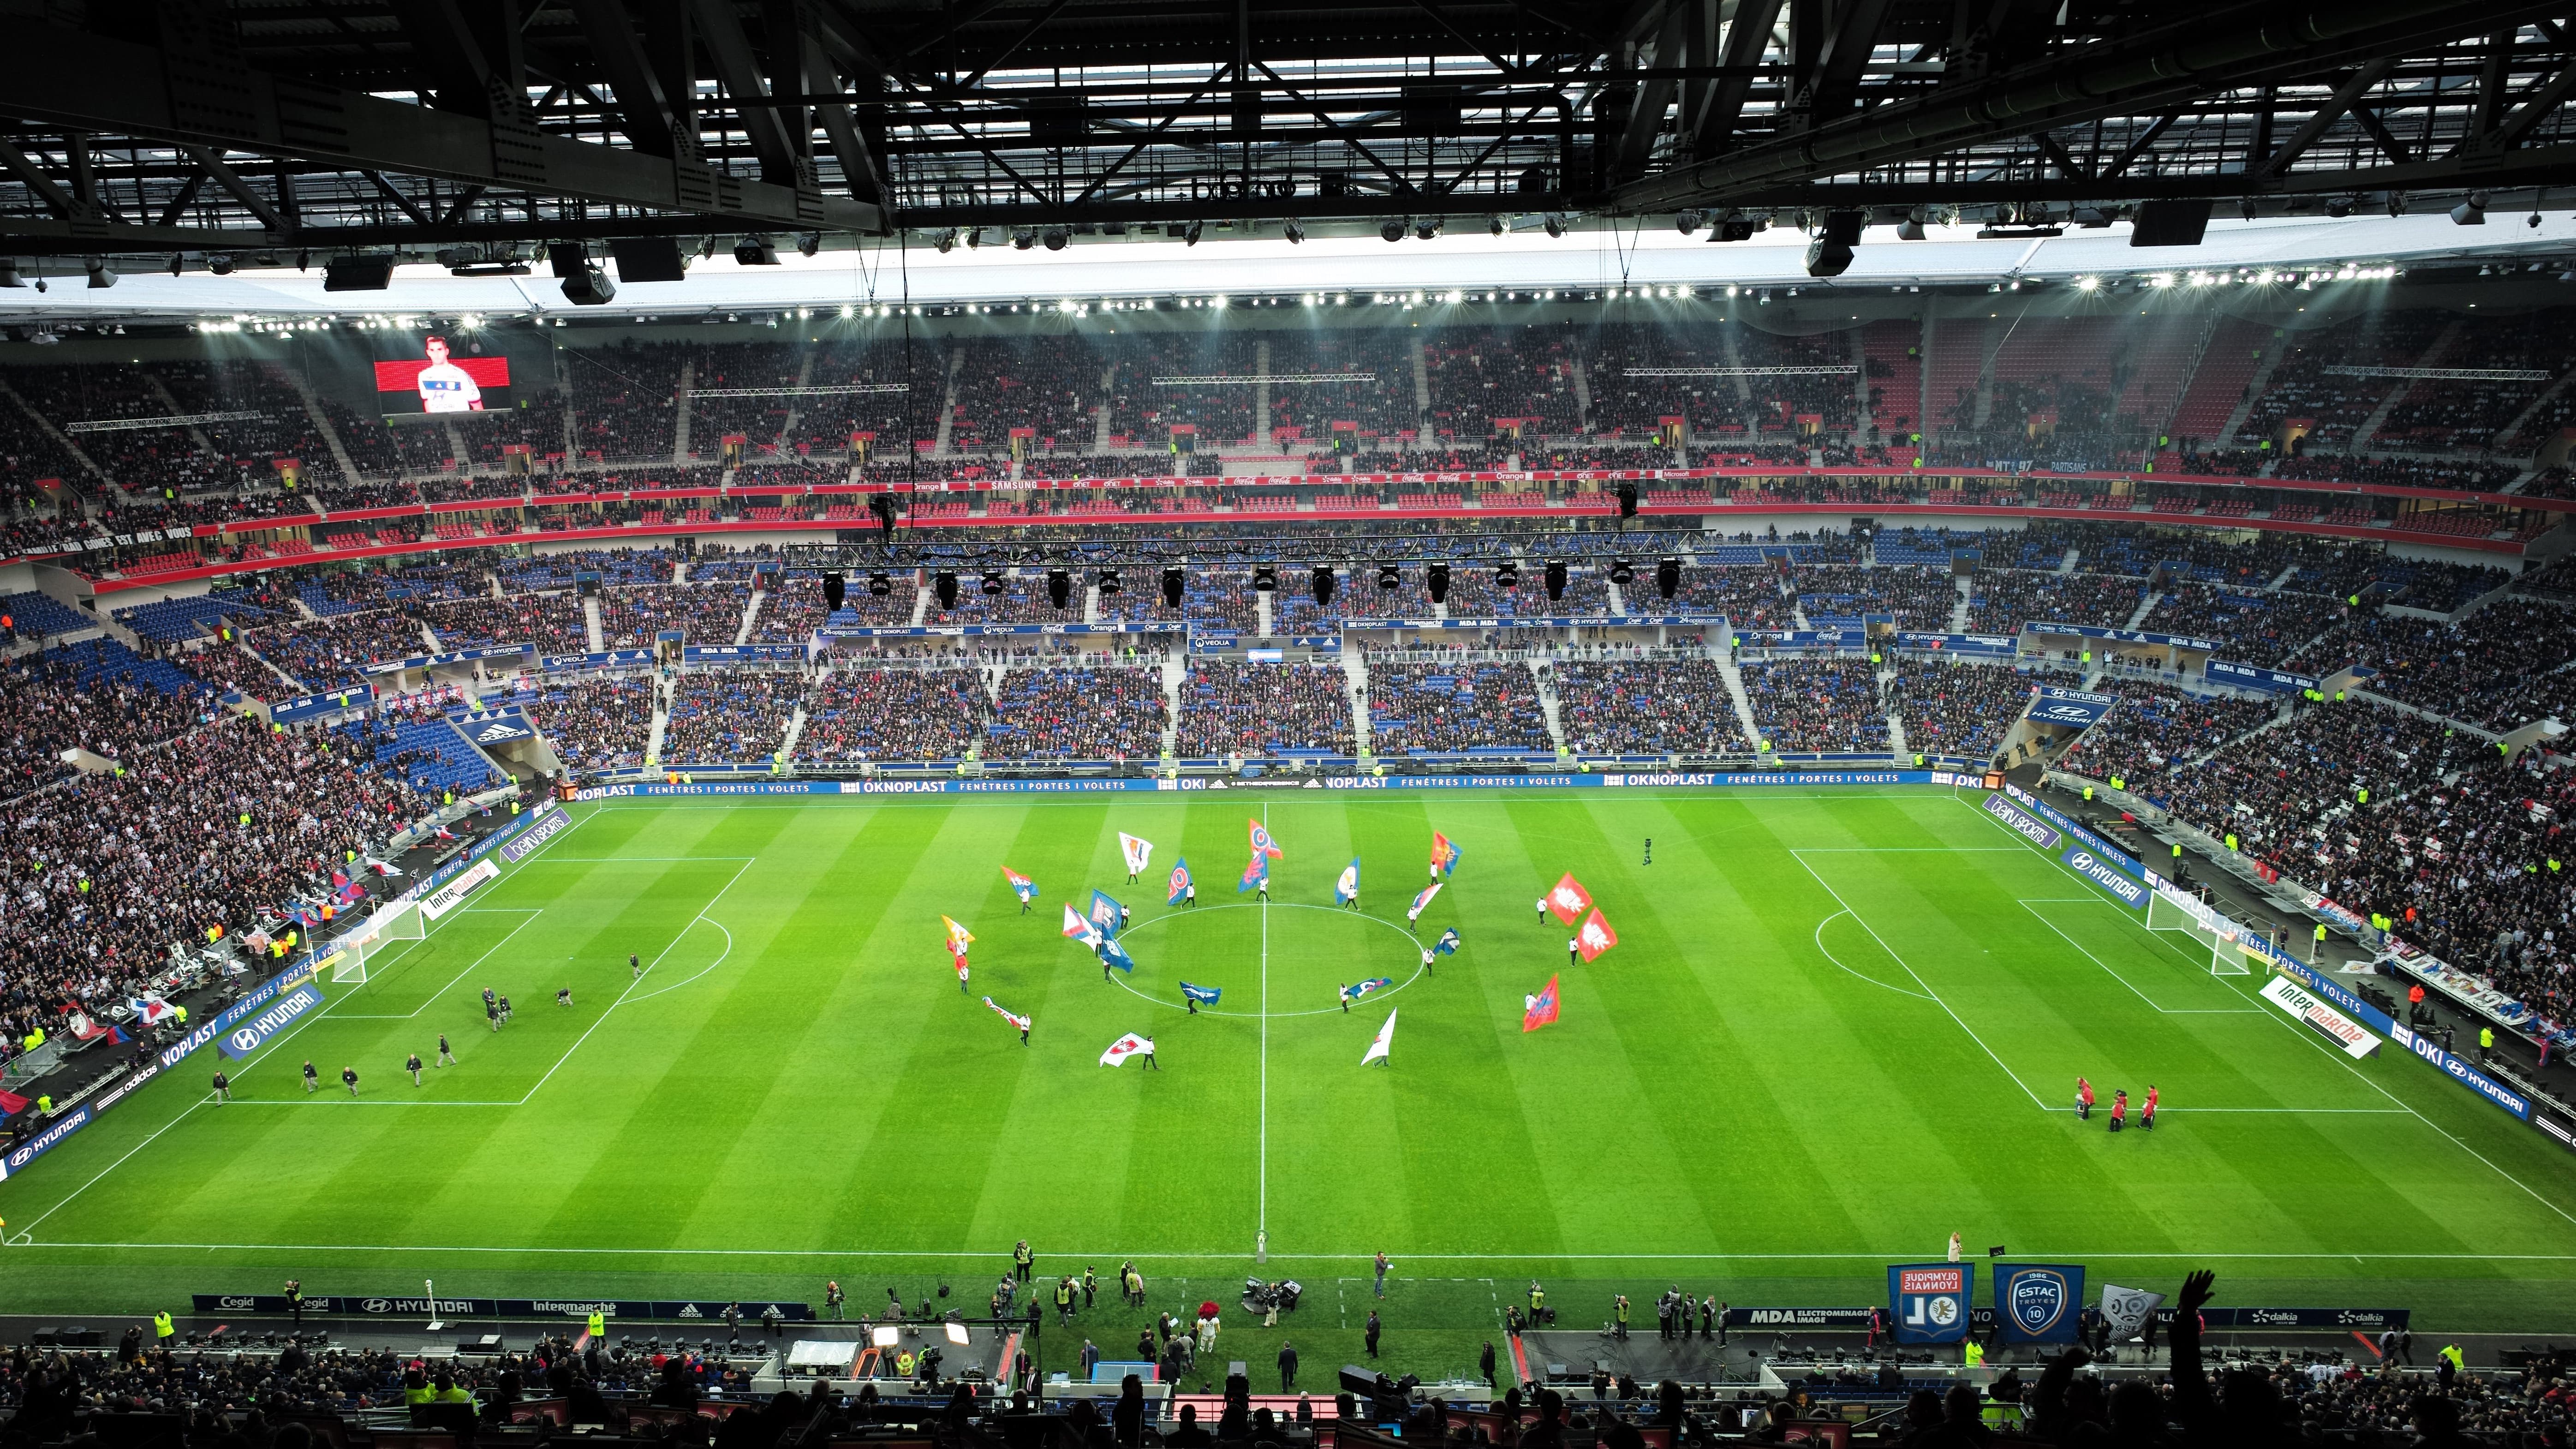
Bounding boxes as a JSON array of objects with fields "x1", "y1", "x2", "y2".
[
  {"x1": 153, "y1": 1311, "x2": 174, "y2": 1348},
  {"x1": 2314, "y1": 923, "x2": 2328, "y2": 960},
  {"x1": 23, "y1": 1027, "x2": 42, "y2": 1050},
  {"x1": 403, "y1": 1368, "x2": 434, "y2": 1405},
  {"x1": 2224, "y1": 833, "x2": 2239, "y2": 852},
  {"x1": 35, "y1": 1095, "x2": 51, "y2": 1115},
  {"x1": 2081, "y1": 785, "x2": 2094, "y2": 803},
  {"x1": 588, "y1": 1310, "x2": 607, "y2": 1340},
  {"x1": 2479, "y1": 1026, "x2": 2494, "y2": 1063},
  {"x1": 2441, "y1": 1343, "x2": 2465, "y2": 1373},
  {"x1": 434, "y1": 1373, "x2": 473, "y2": 1404},
  {"x1": 895, "y1": 1348, "x2": 915, "y2": 1377},
  {"x1": 1963, "y1": 1338, "x2": 1985, "y2": 1369}
]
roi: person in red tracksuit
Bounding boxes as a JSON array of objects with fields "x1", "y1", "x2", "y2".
[
  {"x1": 2109, "y1": 1088, "x2": 2128, "y2": 1133},
  {"x1": 2077, "y1": 1076, "x2": 2094, "y2": 1121},
  {"x1": 2141, "y1": 1085, "x2": 2159, "y2": 1131}
]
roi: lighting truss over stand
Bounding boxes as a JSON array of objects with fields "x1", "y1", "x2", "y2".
[{"x1": 778, "y1": 527, "x2": 1704, "y2": 573}]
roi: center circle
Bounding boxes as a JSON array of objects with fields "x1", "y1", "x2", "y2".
[{"x1": 1107, "y1": 902, "x2": 1427, "y2": 1018}]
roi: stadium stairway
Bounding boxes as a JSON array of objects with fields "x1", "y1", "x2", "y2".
[
  {"x1": 644, "y1": 674, "x2": 672, "y2": 766},
  {"x1": 2215, "y1": 339, "x2": 2290, "y2": 447},
  {"x1": 583, "y1": 595, "x2": 605, "y2": 652},
  {"x1": 1083, "y1": 582, "x2": 1100, "y2": 624},
  {"x1": 780, "y1": 697, "x2": 811, "y2": 758},
  {"x1": 1603, "y1": 576, "x2": 1625, "y2": 616},
  {"x1": 909, "y1": 584, "x2": 930, "y2": 626},
  {"x1": 1948, "y1": 576, "x2": 1971, "y2": 632},
  {"x1": 671, "y1": 353, "x2": 694, "y2": 464},
  {"x1": 1342, "y1": 648, "x2": 1372, "y2": 757},
  {"x1": 738, "y1": 587, "x2": 765, "y2": 644},
  {"x1": 1712, "y1": 650, "x2": 1765, "y2": 748},
  {"x1": 2124, "y1": 590, "x2": 2159, "y2": 630},
  {"x1": 1158, "y1": 653, "x2": 1183, "y2": 756},
  {"x1": 2180, "y1": 694, "x2": 2300, "y2": 768},
  {"x1": 1568, "y1": 352, "x2": 1593, "y2": 422},
  {"x1": 1256, "y1": 588, "x2": 1274, "y2": 638},
  {"x1": 1530, "y1": 659, "x2": 1568, "y2": 752},
  {"x1": 280, "y1": 362, "x2": 368, "y2": 484},
  {"x1": 232, "y1": 638, "x2": 307, "y2": 696},
  {"x1": 932, "y1": 346, "x2": 963, "y2": 456}
]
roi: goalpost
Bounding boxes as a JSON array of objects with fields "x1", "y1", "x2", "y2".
[
  {"x1": 2145, "y1": 889, "x2": 2256, "y2": 976},
  {"x1": 324, "y1": 900, "x2": 426, "y2": 984}
]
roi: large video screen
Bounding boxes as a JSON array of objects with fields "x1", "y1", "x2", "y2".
[{"x1": 373, "y1": 334, "x2": 512, "y2": 415}]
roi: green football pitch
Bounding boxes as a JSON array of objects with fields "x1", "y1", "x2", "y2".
[{"x1": 6, "y1": 785, "x2": 2573, "y2": 1374}]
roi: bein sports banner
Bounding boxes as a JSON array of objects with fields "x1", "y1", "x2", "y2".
[
  {"x1": 1888, "y1": 1263, "x2": 1974, "y2": 1344},
  {"x1": 1981, "y1": 793, "x2": 2063, "y2": 849},
  {"x1": 1994, "y1": 1264, "x2": 2086, "y2": 1344}
]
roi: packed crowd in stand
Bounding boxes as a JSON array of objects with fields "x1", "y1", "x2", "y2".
[
  {"x1": 1738, "y1": 659, "x2": 1892, "y2": 754},
  {"x1": 660, "y1": 671, "x2": 802, "y2": 763},
  {"x1": 598, "y1": 585, "x2": 753, "y2": 650},
  {"x1": 1884, "y1": 659, "x2": 2039, "y2": 759},
  {"x1": 1175, "y1": 662, "x2": 1355, "y2": 756},
  {"x1": 1363, "y1": 660, "x2": 1550, "y2": 753},
  {"x1": 986, "y1": 664, "x2": 1165, "y2": 760},
  {"x1": 529, "y1": 676, "x2": 653, "y2": 773},
  {"x1": 2055, "y1": 680, "x2": 2282, "y2": 788},
  {"x1": 795, "y1": 668, "x2": 986, "y2": 762},
  {"x1": 1553, "y1": 659, "x2": 1746, "y2": 754}
]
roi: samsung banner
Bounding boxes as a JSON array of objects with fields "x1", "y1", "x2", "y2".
[
  {"x1": 1888, "y1": 1263, "x2": 1974, "y2": 1344},
  {"x1": 1994, "y1": 1264, "x2": 2087, "y2": 1344}
]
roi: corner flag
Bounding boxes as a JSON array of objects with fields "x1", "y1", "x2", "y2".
[
  {"x1": 1335, "y1": 857, "x2": 1360, "y2": 904},
  {"x1": 1522, "y1": 975, "x2": 1561, "y2": 1032},
  {"x1": 1166, "y1": 859, "x2": 1193, "y2": 906},
  {"x1": 1361, "y1": 1008, "x2": 1396, "y2": 1065},
  {"x1": 1118, "y1": 832, "x2": 1154, "y2": 876},
  {"x1": 1001, "y1": 865, "x2": 1038, "y2": 904}
]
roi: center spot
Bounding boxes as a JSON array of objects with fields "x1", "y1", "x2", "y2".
[{"x1": 1106, "y1": 902, "x2": 1427, "y2": 1018}]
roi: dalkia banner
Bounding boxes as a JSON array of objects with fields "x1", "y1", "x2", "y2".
[{"x1": 2261, "y1": 973, "x2": 2380, "y2": 1059}]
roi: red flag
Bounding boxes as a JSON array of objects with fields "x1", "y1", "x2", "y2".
[
  {"x1": 1522, "y1": 975, "x2": 1561, "y2": 1033},
  {"x1": 1576, "y1": 907, "x2": 1619, "y2": 962},
  {"x1": 1545, "y1": 872, "x2": 1593, "y2": 925},
  {"x1": 1248, "y1": 817, "x2": 1284, "y2": 859}
]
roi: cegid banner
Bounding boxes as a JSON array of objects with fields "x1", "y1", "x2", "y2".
[
  {"x1": 418, "y1": 857, "x2": 499, "y2": 920},
  {"x1": 2261, "y1": 974, "x2": 2380, "y2": 1059}
]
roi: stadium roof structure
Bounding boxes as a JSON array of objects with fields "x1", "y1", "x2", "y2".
[
  {"x1": 7, "y1": 211, "x2": 2576, "y2": 325},
  {"x1": 0, "y1": 0, "x2": 2574, "y2": 277}
]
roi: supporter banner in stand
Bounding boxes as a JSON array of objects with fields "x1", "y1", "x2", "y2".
[
  {"x1": 682, "y1": 644, "x2": 809, "y2": 662},
  {"x1": 2206, "y1": 660, "x2": 2320, "y2": 694},
  {"x1": 189, "y1": 1294, "x2": 816, "y2": 1321},
  {"x1": 1891, "y1": 632, "x2": 2021, "y2": 656},
  {"x1": 271, "y1": 684, "x2": 376, "y2": 723},
  {"x1": 2383, "y1": 945, "x2": 2570, "y2": 1045},
  {"x1": 2027, "y1": 622, "x2": 2222, "y2": 653},
  {"x1": 2260, "y1": 974, "x2": 2381, "y2": 1058}
]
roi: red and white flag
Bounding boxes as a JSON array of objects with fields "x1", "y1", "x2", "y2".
[
  {"x1": 1099, "y1": 1032, "x2": 1152, "y2": 1067},
  {"x1": 1545, "y1": 872, "x2": 1593, "y2": 925},
  {"x1": 1576, "y1": 907, "x2": 1619, "y2": 962}
]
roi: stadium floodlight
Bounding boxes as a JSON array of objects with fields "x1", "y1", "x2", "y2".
[
  {"x1": 1543, "y1": 214, "x2": 1565, "y2": 239},
  {"x1": 934, "y1": 571, "x2": 960, "y2": 608},
  {"x1": 935, "y1": 229, "x2": 960, "y2": 253},
  {"x1": 78, "y1": 256, "x2": 114, "y2": 289},
  {"x1": 1047, "y1": 569, "x2": 1072, "y2": 609},
  {"x1": 867, "y1": 571, "x2": 892, "y2": 596},
  {"x1": 1097, "y1": 568, "x2": 1121, "y2": 596},
  {"x1": 1012, "y1": 230, "x2": 1036, "y2": 250},
  {"x1": 1427, "y1": 562, "x2": 1450, "y2": 604},
  {"x1": 1042, "y1": 227, "x2": 1068, "y2": 251},
  {"x1": 1655, "y1": 558, "x2": 1680, "y2": 601},
  {"x1": 1380, "y1": 219, "x2": 1406, "y2": 243},
  {"x1": 1284, "y1": 219, "x2": 1305, "y2": 244},
  {"x1": 981, "y1": 570, "x2": 1007, "y2": 596},
  {"x1": 1376, "y1": 563, "x2": 1400, "y2": 590},
  {"x1": 734, "y1": 236, "x2": 780, "y2": 265},
  {"x1": 797, "y1": 233, "x2": 823, "y2": 257},
  {"x1": 1414, "y1": 218, "x2": 1442, "y2": 240},
  {"x1": 1185, "y1": 221, "x2": 1205, "y2": 246},
  {"x1": 2075, "y1": 275, "x2": 2100, "y2": 291},
  {"x1": 1161, "y1": 566, "x2": 1185, "y2": 608},
  {"x1": 822, "y1": 571, "x2": 846, "y2": 611},
  {"x1": 1609, "y1": 559, "x2": 1634, "y2": 585},
  {"x1": 1312, "y1": 565, "x2": 1335, "y2": 606},
  {"x1": 1544, "y1": 560, "x2": 1567, "y2": 602},
  {"x1": 207, "y1": 254, "x2": 236, "y2": 275},
  {"x1": 1494, "y1": 561, "x2": 1519, "y2": 590},
  {"x1": 1675, "y1": 209, "x2": 1704, "y2": 236},
  {"x1": 2452, "y1": 191, "x2": 2489, "y2": 225},
  {"x1": 1252, "y1": 564, "x2": 1277, "y2": 593}
]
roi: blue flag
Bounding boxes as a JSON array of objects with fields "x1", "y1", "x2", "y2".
[
  {"x1": 1434, "y1": 927, "x2": 1461, "y2": 956},
  {"x1": 1180, "y1": 982, "x2": 1222, "y2": 1005},
  {"x1": 1238, "y1": 853, "x2": 1269, "y2": 893},
  {"x1": 1166, "y1": 859, "x2": 1193, "y2": 907},
  {"x1": 1340, "y1": 977, "x2": 1394, "y2": 1003},
  {"x1": 1101, "y1": 935, "x2": 1137, "y2": 974},
  {"x1": 1002, "y1": 865, "x2": 1038, "y2": 903},
  {"x1": 1089, "y1": 888, "x2": 1124, "y2": 938},
  {"x1": 1335, "y1": 857, "x2": 1360, "y2": 904}
]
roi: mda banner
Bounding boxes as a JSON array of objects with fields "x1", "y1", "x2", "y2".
[
  {"x1": 1995, "y1": 1264, "x2": 2086, "y2": 1344},
  {"x1": 1888, "y1": 1263, "x2": 1974, "y2": 1344}
]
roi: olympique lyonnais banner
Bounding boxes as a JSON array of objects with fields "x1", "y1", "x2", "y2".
[
  {"x1": 1888, "y1": 1263, "x2": 1974, "y2": 1344},
  {"x1": 191, "y1": 1293, "x2": 814, "y2": 1322},
  {"x1": 1994, "y1": 1264, "x2": 2087, "y2": 1344}
]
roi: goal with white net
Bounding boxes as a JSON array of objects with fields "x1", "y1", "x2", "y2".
[
  {"x1": 322, "y1": 900, "x2": 425, "y2": 984},
  {"x1": 2146, "y1": 888, "x2": 2262, "y2": 976}
]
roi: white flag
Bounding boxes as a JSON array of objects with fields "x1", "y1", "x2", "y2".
[
  {"x1": 2097, "y1": 1285, "x2": 2165, "y2": 1342},
  {"x1": 1361, "y1": 1008, "x2": 1396, "y2": 1065},
  {"x1": 1100, "y1": 1032, "x2": 1151, "y2": 1067},
  {"x1": 1119, "y1": 832, "x2": 1154, "y2": 875}
]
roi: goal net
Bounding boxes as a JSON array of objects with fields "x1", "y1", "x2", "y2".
[
  {"x1": 324, "y1": 900, "x2": 425, "y2": 984},
  {"x1": 2145, "y1": 889, "x2": 2258, "y2": 976}
]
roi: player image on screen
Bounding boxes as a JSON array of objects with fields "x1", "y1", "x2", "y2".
[{"x1": 415, "y1": 335, "x2": 484, "y2": 412}]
